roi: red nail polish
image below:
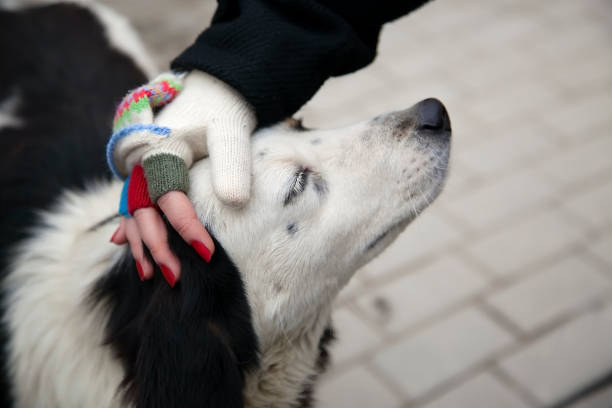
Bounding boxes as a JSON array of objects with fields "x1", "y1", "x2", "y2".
[
  {"x1": 159, "y1": 264, "x2": 176, "y2": 288},
  {"x1": 109, "y1": 228, "x2": 120, "y2": 243},
  {"x1": 191, "y1": 240, "x2": 212, "y2": 262},
  {"x1": 136, "y1": 261, "x2": 145, "y2": 281}
]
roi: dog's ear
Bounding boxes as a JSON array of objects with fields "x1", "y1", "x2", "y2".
[
  {"x1": 283, "y1": 117, "x2": 308, "y2": 131},
  {"x1": 90, "y1": 221, "x2": 258, "y2": 408}
]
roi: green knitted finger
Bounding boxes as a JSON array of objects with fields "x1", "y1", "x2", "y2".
[{"x1": 142, "y1": 153, "x2": 190, "y2": 202}]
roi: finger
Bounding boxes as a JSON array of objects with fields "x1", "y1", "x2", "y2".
[
  {"x1": 124, "y1": 218, "x2": 153, "y2": 281},
  {"x1": 133, "y1": 207, "x2": 181, "y2": 287},
  {"x1": 207, "y1": 126, "x2": 251, "y2": 206},
  {"x1": 110, "y1": 218, "x2": 128, "y2": 244},
  {"x1": 157, "y1": 191, "x2": 215, "y2": 262}
]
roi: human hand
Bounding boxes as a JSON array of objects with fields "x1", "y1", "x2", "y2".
[
  {"x1": 107, "y1": 71, "x2": 256, "y2": 286},
  {"x1": 110, "y1": 191, "x2": 214, "y2": 287}
]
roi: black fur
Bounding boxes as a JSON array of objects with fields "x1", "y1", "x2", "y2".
[
  {"x1": 89, "y1": 222, "x2": 259, "y2": 408},
  {"x1": 0, "y1": 3, "x2": 147, "y2": 249},
  {"x1": 315, "y1": 326, "x2": 335, "y2": 372},
  {"x1": 296, "y1": 326, "x2": 335, "y2": 408},
  {"x1": 0, "y1": 4, "x2": 147, "y2": 405}
]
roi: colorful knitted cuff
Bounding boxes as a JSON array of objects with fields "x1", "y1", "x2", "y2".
[
  {"x1": 106, "y1": 124, "x2": 171, "y2": 179},
  {"x1": 119, "y1": 174, "x2": 131, "y2": 218},
  {"x1": 127, "y1": 165, "x2": 156, "y2": 215},
  {"x1": 112, "y1": 74, "x2": 183, "y2": 133},
  {"x1": 107, "y1": 73, "x2": 184, "y2": 180},
  {"x1": 142, "y1": 153, "x2": 190, "y2": 202}
]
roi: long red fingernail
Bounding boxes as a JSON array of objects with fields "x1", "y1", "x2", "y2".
[
  {"x1": 136, "y1": 261, "x2": 145, "y2": 281},
  {"x1": 191, "y1": 240, "x2": 212, "y2": 262},
  {"x1": 109, "y1": 228, "x2": 120, "y2": 243},
  {"x1": 159, "y1": 264, "x2": 176, "y2": 288}
]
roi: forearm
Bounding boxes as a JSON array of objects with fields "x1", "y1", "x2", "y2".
[{"x1": 171, "y1": 0, "x2": 430, "y2": 126}]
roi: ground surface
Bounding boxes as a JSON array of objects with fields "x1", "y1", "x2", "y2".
[{"x1": 103, "y1": 0, "x2": 612, "y2": 406}]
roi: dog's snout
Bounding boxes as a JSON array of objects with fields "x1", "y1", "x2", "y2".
[{"x1": 415, "y1": 98, "x2": 451, "y2": 132}]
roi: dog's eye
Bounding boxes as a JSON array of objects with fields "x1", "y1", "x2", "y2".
[{"x1": 283, "y1": 167, "x2": 310, "y2": 206}]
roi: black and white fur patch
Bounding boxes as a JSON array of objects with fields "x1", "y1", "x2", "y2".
[
  {"x1": 0, "y1": 4, "x2": 148, "y2": 405},
  {"x1": 90, "y1": 222, "x2": 259, "y2": 407},
  {"x1": 0, "y1": 4, "x2": 334, "y2": 407}
]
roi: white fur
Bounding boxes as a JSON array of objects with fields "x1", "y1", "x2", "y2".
[
  {"x1": 5, "y1": 110, "x2": 450, "y2": 407},
  {"x1": 4, "y1": 183, "x2": 126, "y2": 407}
]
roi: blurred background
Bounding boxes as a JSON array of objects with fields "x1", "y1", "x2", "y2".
[{"x1": 105, "y1": 0, "x2": 612, "y2": 406}]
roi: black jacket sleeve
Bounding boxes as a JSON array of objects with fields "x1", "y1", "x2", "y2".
[{"x1": 171, "y1": 0, "x2": 430, "y2": 126}]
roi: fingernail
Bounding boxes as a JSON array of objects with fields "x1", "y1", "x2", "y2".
[
  {"x1": 159, "y1": 264, "x2": 176, "y2": 288},
  {"x1": 136, "y1": 261, "x2": 145, "y2": 281},
  {"x1": 109, "y1": 228, "x2": 120, "y2": 243},
  {"x1": 191, "y1": 240, "x2": 212, "y2": 262}
]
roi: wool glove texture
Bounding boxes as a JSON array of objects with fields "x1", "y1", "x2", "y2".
[{"x1": 107, "y1": 70, "x2": 256, "y2": 206}]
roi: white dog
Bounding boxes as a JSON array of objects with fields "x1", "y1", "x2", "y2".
[{"x1": 0, "y1": 2, "x2": 451, "y2": 407}]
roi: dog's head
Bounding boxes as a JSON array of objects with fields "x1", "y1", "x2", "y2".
[
  {"x1": 94, "y1": 98, "x2": 451, "y2": 407},
  {"x1": 190, "y1": 97, "x2": 451, "y2": 340}
]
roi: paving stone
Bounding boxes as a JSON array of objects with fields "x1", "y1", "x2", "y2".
[
  {"x1": 500, "y1": 303, "x2": 612, "y2": 406},
  {"x1": 563, "y1": 178, "x2": 612, "y2": 229},
  {"x1": 360, "y1": 212, "x2": 462, "y2": 280},
  {"x1": 330, "y1": 307, "x2": 381, "y2": 366},
  {"x1": 420, "y1": 373, "x2": 530, "y2": 408},
  {"x1": 588, "y1": 233, "x2": 612, "y2": 268},
  {"x1": 487, "y1": 256, "x2": 612, "y2": 332},
  {"x1": 538, "y1": 91, "x2": 612, "y2": 143},
  {"x1": 547, "y1": 47, "x2": 612, "y2": 93},
  {"x1": 453, "y1": 120, "x2": 555, "y2": 175},
  {"x1": 444, "y1": 167, "x2": 559, "y2": 231},
  {"x1": 463, "y1": 76, "x2": 562, "y2": 127},
  {"x1": 317, "y1": 366, "x2": 402, "y2": 408},
  {"x1": 464, "y1": 14, "x2": 540, "y2": 51},
  {"x1": 535, "y1": 0, "x2": 598, "y2": 23},
  {"x1": 101, "y1": 0, "x2": 216, "y2": 68},
  {"x1": 374, "y1": 308, "x2": 513, "y2": 399},
  {"x1": 531, "y1": 13, "x2": 610, "y2": 59},
  {"x1": 587, "y1": 0, "x2": 612, "y2": 23},
  {"x1": 465, "y1": 208, "x2": 584, "y2": 277},
  {"x1": 568, "y1": 385, "x2": 612, "y2": 408},
  {"x1": 357, "y1": 255, "x2": 487, "y2": 333},
  {"x1": 300, "y1": 62, "x2": 391, "y2": 128},
  {"x1": 536, "y1": 134, "x2": 612, "y2": 187}
]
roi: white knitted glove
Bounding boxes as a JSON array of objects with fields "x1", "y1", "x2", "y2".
[{"x1": 111, "y1": 70, "x2": 257, "y2": 205}]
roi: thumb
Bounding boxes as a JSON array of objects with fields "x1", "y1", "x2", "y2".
[{"x1": 207, "y1": 123, "x2": 252, "y2": 206}]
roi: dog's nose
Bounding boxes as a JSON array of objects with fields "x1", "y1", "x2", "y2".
[{"x1": 415, "y1": 98, "x2": 451, "y2": 132}]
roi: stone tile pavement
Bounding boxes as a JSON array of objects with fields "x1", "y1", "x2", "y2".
[{"x1": 104, "y1": 0, "x2": 612, "y2": 406}]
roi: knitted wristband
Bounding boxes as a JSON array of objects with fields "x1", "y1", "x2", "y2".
[
  {"x1": 142, "y1": 153, "x2": 190, "y2": 202},
  {"x1": 107, "y1": 73, "x2": 183, "y2": 180},
  {"x1": 127, "y1": 165, "x2": 156, "y2": 215},
  {"x1": 112, "y1": 74, "x2": 183, "y2": 133}
]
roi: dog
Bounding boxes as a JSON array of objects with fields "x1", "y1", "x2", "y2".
[{"x1": 0, "y1": 2, "x2": 451, "y2": 407}]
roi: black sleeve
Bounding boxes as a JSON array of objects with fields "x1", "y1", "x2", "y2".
[{"x1": 171, "y1": 0, "x2": 431, "y2": 126}]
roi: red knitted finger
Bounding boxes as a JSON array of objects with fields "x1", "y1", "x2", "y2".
[{"x1": 127, "y1": 165, "x2": 156, "y2": 215}]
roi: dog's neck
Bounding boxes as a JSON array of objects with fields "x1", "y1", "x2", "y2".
[
  {"x1": 244, "y1": 307, "x2": 334, "y2": 408},
  {"x1": 88, "y1": 198, "x2": 336, "y2": 407}
]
